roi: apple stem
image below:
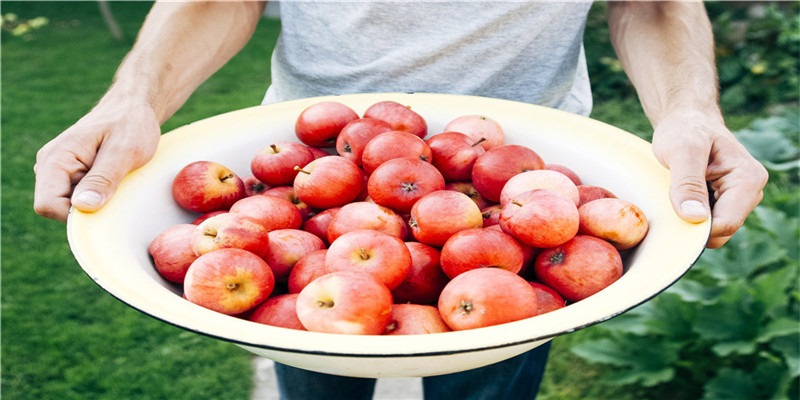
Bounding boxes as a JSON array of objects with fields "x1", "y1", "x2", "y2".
[
  {"x1": 472, "y1": 137, "x2": 487, "y2": 147},
  {"x1": 270, "y1": 144, "x2": 279, "y2": 153},
  {"x1": 511, "y1": 200, "x2": 523, "y2": 207},
  {"x1": 294, "y1": 166, "x2": 311, "y2": 175},
  {"x1": 317, "y1": 300, "x2": 334, "y2": 309},
  {"x1": 359, "y1": 248, "x2": 370, "y2": 261},
  {"x1": 419, "y1": 154, "x2": 429, "y2": 162},
  {"x1": 220, "y1": 173, "x2": 235, "y2": 183}
]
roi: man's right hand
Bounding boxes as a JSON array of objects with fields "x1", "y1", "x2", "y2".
[{"x1": 33, "y1": 97, "x2": 161, "y2": 222}]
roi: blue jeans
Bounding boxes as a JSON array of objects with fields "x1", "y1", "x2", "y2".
[{"x1": 274, "y1": 341, "x2": 551, "y2": 400}]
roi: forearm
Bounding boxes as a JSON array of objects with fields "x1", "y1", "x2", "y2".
[
  {"x1": 608, "y1": 1, "x2": 721, "y2": 127},
  {"x1": 107, "y1": 0, "x2": 266, "y2": 124}
]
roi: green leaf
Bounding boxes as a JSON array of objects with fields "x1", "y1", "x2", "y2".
[
  {"x1": 698, "y1": 226, "x2": 786, "y2": 282},
  {"x1": 735, "y1": 116, "x2": 800, "y2": 164},
  {"x1": 751, "y1": 264, "x2": 798, "y2": 319},
  {"x1": 666, "y1": 278, "x2": 724, "y2": 304},
  {"x1": 757, "y1": 317, "x2": 800, "y2": 344},
  {"x1": 712, "y1": 340, "x2": 757, "y2": 357},
  {"x1": 571, "y1": 335, "x2": 681, "y2": 387},
  {"x1": 694, "y1": 284, "x2": 759, "y2": 343},
  {"x1": 770, "y1": 335, "x2": 800, "y2": 377},
  {"x1": 702, "y1": 368, "x2": 760, "y2": 400},
  {"x1": 752, "y1": 206, "x2": 800, "y2": 261}
]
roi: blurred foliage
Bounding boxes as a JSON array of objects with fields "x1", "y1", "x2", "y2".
[
  {"x1": 572, "y1": 108, "x2": 800, "y2": 400},
  {"x1": 0, "y1": 12, "x2": 48, "y2": 38},
  {"x1": 585, "y1": 2, "x2": 800, "y2": 113}
]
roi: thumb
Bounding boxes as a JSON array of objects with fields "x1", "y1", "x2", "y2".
[
  {"x1": 70, "y1": 150, "x2": 134, "y2": 213},
  {"x1": 666, "y1": 150, "x2": 711, "y2": 224}
]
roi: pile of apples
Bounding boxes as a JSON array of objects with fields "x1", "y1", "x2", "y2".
[{"x1": 149, "y1": 100, "x2": 650, "y2": 336}]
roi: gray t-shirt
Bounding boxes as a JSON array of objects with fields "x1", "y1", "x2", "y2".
[{"x1": 263, "y1": 2, "x2": 593, "y2": 116}]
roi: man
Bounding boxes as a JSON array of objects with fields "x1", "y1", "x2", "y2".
[{"x1": 32, "y1": 2, "x2": 767, "y2": 399}]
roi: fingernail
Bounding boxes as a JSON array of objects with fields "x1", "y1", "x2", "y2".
[
  {"x1": 681, "y1": 200, "x2": 708, "y2": 219},
  {"x1": 74, "y1": 190, "x2": 103, "y2": 207}
]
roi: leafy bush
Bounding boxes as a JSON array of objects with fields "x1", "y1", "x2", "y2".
[{"x1": 571, "y1": 109, "x2": 800, "y2": 400}]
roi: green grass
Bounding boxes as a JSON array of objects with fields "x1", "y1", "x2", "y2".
[{"x1": 2, "y1": 2, "x2": 769, "y2": 400}]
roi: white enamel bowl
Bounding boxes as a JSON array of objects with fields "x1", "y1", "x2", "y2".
[{"x1": 67, "y1": 93, "x2": 709, "y2": 378}]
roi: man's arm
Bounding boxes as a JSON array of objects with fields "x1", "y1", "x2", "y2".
[
  {"x1": 607, "y1": 1, "x2": 768, "y2": 248},
  {"x1": 34, "y1": 1, "x2": 267, "y2": 222}
]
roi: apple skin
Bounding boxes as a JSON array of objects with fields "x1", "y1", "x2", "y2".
[
  {"x1": 287, "y1": 249, "x2": 328, "y2": 294},
  {"x1": 262, "y1": 186, "x2": 314, "y2": 222},
  {"x1": 335, "y1": 117, "x2": 393, "y2": 166},
  {"x1": 577, "y1": 184, "x2": 618, "y2": 207},
  {"x1": 249, "y1": 293, "x2": 307, "y2": 331},
  {"x1": 324, "y1": 229, "x2": 411, "y2": 290},
  {"x1": 293, "y1": 156, "x2": 365, "y2": 210},
  {"x1": 534, "y1": 234, "x2": 623, "y2": 302},
  {"x1": 191, "y1": 210, "x2": 227, "y2": 225},
  {"x1": 367, "y1": 158, "x2": 445, "y2": 214},
  {"x1": 480, "y1": 204, "x2": 503, "y2": 228},
  {"x1": 529, "y1": 281, "x2": 566, "y2": 315},
  {"x1": 149, "y1": 223, "x2": 198, "y2": 283},
  {"x1": 499, "y1": 169, "x2": 580, "y2": 207},
  {"x1": 228, "y1": 194, "x2": 304, "y2": 232},
  {"x1": 439, "y1": 227, "x2": 525, "y2": 279},
  {"x1": 184, "y1": 248, "x2": 275, "y2": 315},
  {"x1": 295, "y1": 270, "x2": 393, "y2": 335},
  {"x1": 384, "y1": 304, "x2": 451, "y2": 335},
  {"x1": 445, "y1": 181, "x2": 491, "y2": 210},
  {"x1": 578, "y1": 198, "x2": 649, "y2": 250},
  {"x1": 471, "y1": 144, "x2": 545, "y2": 203},
  {"x1": 326, "y1": 201, "x2": 407, "y2": 243},
  {"x1": 361, "y1": 130, "x2": 433, "y2": 175},
  {"x1": 250, "y1": 141, "x2": 316, "y2": 187},
  {"x1": 425, "y1": 131, "x2": 486, "y2": 182},
  {"x1": 363, "y1": 100, "x2": 427, "y2": 139},
  {"x1": 545, "y1": 163, "x2": 583, "y2": 186},
  {"x1": 301, "y1": 207, "x2": 340, "y2": 245},
  {"x1": 172, "y1": 160, "x2": 246, "y2": 213},
  {"x1": 243, "y1": 176, "x2": 270, "y2": 197},
  {"x1": 191, "y1": 212, "x2": 271, "y2": 258},
  {"x1": 392, "y1": 242, "x2": 449, "y2": 305},
  {"x1": 265, "y1": 229, "x2": 326, "y2": 283},
  {"x1": 295, "y1": 101, "x2": 359, "y2": 148},
  {"x1": 437, "y1": 267, "x2": 538, "y2": 331},
  {"x1": 443, "y1": 114, "x2": 505, "y2": 151},
  {"x1": 409, "y1": 190, "x2": 484, "y2": 247},
  {"x1": 499, "y1": 189, "x2": 580, "y2": 249}
]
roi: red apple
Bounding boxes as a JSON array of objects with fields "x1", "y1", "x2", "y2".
[
  {"x1": 392, "y1": 242, "x2": 449, "y2": 305},
  {"x1": 409, "y1": 190, "x2": 483, "y2": 247},
  {"x1": 295, "y1": 270, "x2": 393, "y2": 335},
  {"x1": 499, "y1": 169, "x2": 580, "y2": 207},
  {"x1": 546, "y1": 163, "x2": 582, "y2": 186},
  {"x1": 578, "y1": 198, "x2": 649, "y2": 250},
  {"x1": 250, "y1": 141, "x2": 315, "y2": 187},
  {"x1": 335, "y1": 117, "x2": 393, "y2": 166},
  {"x1": 287, "y1": 249, "x2": 328, "y2": 294},
  {"x1": 480, "y1": 204, "x2": 503, "y2": 228},
  {"x1": 301, "y1": 207, "x2": 340, "y2": 245},
  {"x1": 577, "y1": 184, "x2": 617, "y2": 207},
  {"x1": 439, "y1": 227, "x2": 525, "y2": 279},
  {"x1": 191, "y1": 212, "x2": 271, "y2": 258},
  {"x1": 445, "y1": 181, "x2": 491, "y2": 210},
  {"x1": 228, "y1": 194, "x2": 304, "y2": 232},
  {"x1": 425, "y1": 131, "x2": 486, "y2": 182},
  {"x1": 172, "y1": 160, "x2": 246, "y2": 213},
  {"x1": 263, "y1": 186, "x2": 314, "y2": 222},
  {"x1": 534, "y1": 235, "x2": 623, "y2": 302},
  {"x1": 265, "y1": 229, "x2": 326, "y2": 283},
  {"x1": 363, "y1": 100, "x2": 427, "y2": 139},
  {"x1": 184, "y1": 248, "x2": 275, "y2": 315},
  {"x1": 295, "y1": 101, "x2": 359, "y2": 147},
  {"x1": 243, "y1": 176, "x2": 270, "y2": 197},
  {"x1": 249, "y1": 293, "x2": 306, "y2": 330},
  {"x1": 499, "y1": 189, "x2": 579, "y2": 249},
  {"x1": 361, "y1": 130, "x2": 433, "y2": 174},
  {"x1": 326, "y1": 201, "x2": 407, "y2": 243},
  {"x1": 529, "y1": 281, "x2": 566, "y2": 315},
  {"x1": 148, "y1": 223, "x2": 198, "y2": 283},
  {"x1": 324, "y1": 229, "x2": 411, "y2": 290},
  {"x1": 367, "y1": 158, "x2": 445, "y2": 214},
  {"x1": 384, "y1": 304, "x2": 451, "y2": 335},
  {"x1": 192, "y1": 210, "x2": 227, "y2": 225},
  {"x1": 443, "y1": 114, "x2": 505, "y2": 151},
  {"x1": 293, "y1": 156, "x2": 364, "y2": 209},
  {"x1": 305, "y1": 145, "x2": 332, "y2": 159},
  {"x1": 471, "y1": 144, "x2": 545, "y2": 203},
  {"x1": 438, "y1": 268, "x2": 538, "y2": 331}
]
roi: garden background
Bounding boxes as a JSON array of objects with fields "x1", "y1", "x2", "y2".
[{"x1": 2, "y1": 2, "x2": 797, "y2": 399}]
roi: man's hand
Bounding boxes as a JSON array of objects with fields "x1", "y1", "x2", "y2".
[
  {"x1": 33, "y1": 98, "x2": 160, "y2": 222},
  {"x1": 651, "y1": 110, "x2": 768, "y2": 248}
]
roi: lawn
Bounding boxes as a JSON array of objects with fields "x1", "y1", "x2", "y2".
[{"x1": 3, "y1": 2, "x2": 795, "y2": 400}]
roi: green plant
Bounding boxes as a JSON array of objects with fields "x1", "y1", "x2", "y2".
[{"x1": 571, "y1": 110, "x2": 800, "y2": 400}]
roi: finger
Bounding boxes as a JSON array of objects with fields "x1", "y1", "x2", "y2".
[
  {"x1": 33, "y1": 161, "x2": 81, "y2": 222},
  {"x1": 70, "y1": 146, "x2": 137, "y2": 213},
  {"x1": 707, "y1": 184, "x2": 764, "y2": 247},
  {"x1": 665, "y1": 147, "x2": 711, "y2": 224}
]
